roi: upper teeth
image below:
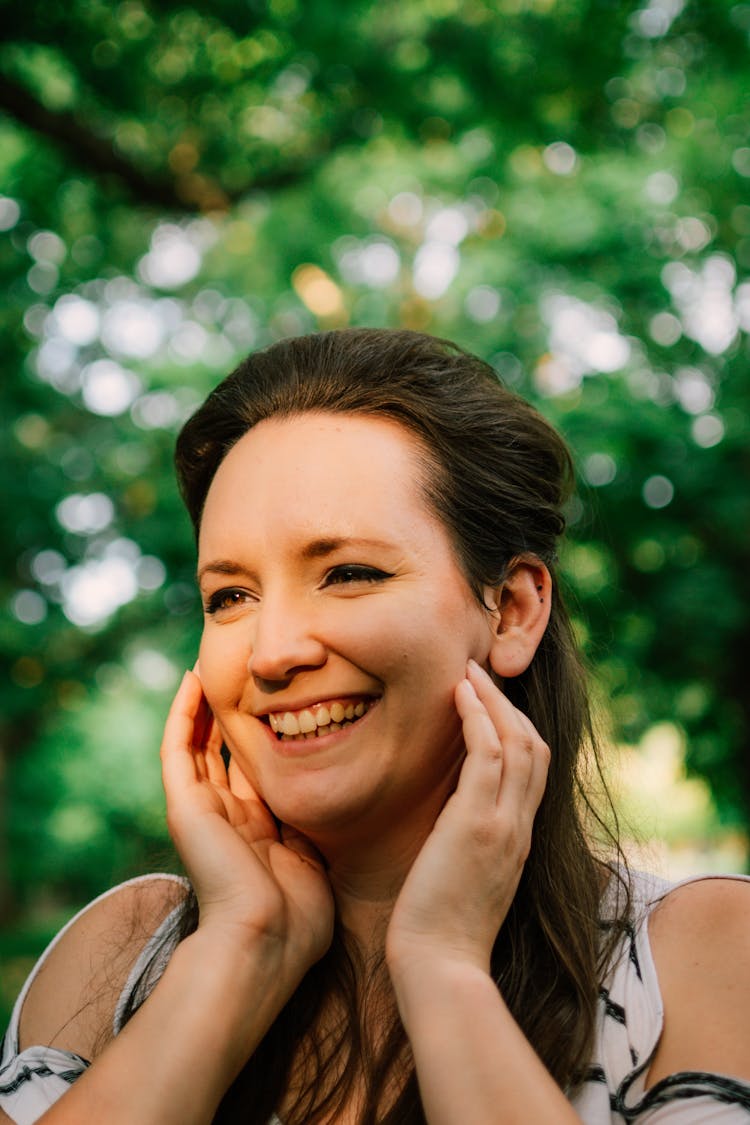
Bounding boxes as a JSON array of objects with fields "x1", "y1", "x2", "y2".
[{"x1": 268, "y1": 699, "x2": 369, "y2": 736}]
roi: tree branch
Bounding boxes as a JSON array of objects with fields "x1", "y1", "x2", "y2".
[
  {"x1": 0, "y1": 71, "x2": 193, "y2": 211},
  {"x1": 0, "y1": 71, "x2": 337, "y2": 213}
]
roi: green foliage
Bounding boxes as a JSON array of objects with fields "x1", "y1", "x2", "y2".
[{"x1": 1, "y1": 0, "x2": 749, "y2": 924}]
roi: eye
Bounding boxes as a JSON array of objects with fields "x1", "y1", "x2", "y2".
[
  {"x1": 204, "y1": 587, "x2": 252, "y2": 615},
  {"x1": 324, "y1": 564, "x2": 391, "y2": 586}
]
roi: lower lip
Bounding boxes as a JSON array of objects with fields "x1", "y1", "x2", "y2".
[{"x1": 265, "y1": 700, "x2": 379, "y2": 757}]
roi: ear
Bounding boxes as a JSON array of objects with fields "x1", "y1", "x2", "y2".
[{"x1": 484, "y1": 557, "x2": 552, "y2": 679}]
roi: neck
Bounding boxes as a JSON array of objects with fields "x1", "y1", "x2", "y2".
[
  {"x1": 326, "y1": 847, "x2": 416, "y2": 952},
  {"x1": 293, "y1": 742, "x2": 464, "y2": 952},
  {"x1": 316, "y1": 793, "x2": 449, "y2": 953}
]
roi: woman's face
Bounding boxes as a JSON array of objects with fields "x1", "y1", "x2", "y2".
[{"x1": 197, "y1": 412, "x2": 497, "y2": 851}]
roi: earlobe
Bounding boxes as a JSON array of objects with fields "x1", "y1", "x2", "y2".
[{"x1": 485, "y1": 558, "x2": 552, "y2": 679}]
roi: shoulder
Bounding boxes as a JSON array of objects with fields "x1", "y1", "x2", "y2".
[
  {"x1": 646, "y1": 875, "x2": 750, "y2": 1086},
  {"x1": 18, "y1": 874, "x2": 189, "y2": 1062}
]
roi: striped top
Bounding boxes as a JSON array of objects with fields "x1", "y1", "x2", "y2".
[
  {"x1": 569, "y1": 870, "x2": 750, "y2": 1122},
  {"x1": 1, "y1": 870, "x2": 749, "y2": 1124}
]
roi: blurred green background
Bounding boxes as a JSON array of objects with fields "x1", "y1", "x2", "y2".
[{"x1": 1, "y1": 0, "x2": 749, "y2": 1024}]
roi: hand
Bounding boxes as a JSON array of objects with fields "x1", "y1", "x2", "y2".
[
  {"x1": 161, "y1": 669, "x2": 335, "y2": 983},
  {"x1": 386, "y1": 660, "x2": 550, "y2": 978}
]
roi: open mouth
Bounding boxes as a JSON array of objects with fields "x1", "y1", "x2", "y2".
[{"x1": 262, "y1": 698, "x2": 376, "y2": 742}]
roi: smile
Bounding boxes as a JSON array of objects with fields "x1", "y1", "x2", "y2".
[{"x1": 264, "y1": 697, "x2": 376, "y2": 740}]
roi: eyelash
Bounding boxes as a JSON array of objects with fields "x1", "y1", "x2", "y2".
[
  {"x1": 203, "y1": 567, "x2": 390, "y2": 614},
  {"x1": 324, "y1": 564, "x2": 391, "y2": 586},
  {"x1": 204, "y1": 588, "x2": 251, "y2": 615}
]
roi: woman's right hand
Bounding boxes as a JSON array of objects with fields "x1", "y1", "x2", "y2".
[{"x1": 161, "y1": 669, "x2": 335, "y2": 984}]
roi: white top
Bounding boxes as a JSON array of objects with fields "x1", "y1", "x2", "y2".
[
  {"x1": 1, "y1": 871, "x2": 749, "y2": 1124},
  {"x1": 569, "y1": 871, "x2": 750, "y2": 1122}
]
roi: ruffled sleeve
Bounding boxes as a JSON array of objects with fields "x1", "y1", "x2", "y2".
[
  {"x1": 0, "y1": 1040, "x2": 89, "y2": 1125},
  {"x1": 0, "y1": 874, "x2": 189, "y2": 1124},
  {"x1": 615, "y1": 1064, "x2": 750, "y2": 1121},
  {"x1": 572, "y1": 871, "x2": 750, "y2": 1124}
]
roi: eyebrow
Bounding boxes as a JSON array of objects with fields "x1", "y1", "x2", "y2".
[
  {"x1": 197, "y1": 537, "x2": 397, "y2": 584},
  {"x1": 299, "y1": 536, "x2": 396, "y2": 560},
  {"x1": 197, "y1": 559, "x2": 256, "y2": 584}
]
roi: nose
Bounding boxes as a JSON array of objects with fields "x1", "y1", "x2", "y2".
[{"x1": 247, "y1": 594, "x2": 327, "y2": 687}]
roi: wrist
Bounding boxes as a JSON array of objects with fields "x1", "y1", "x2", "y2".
[
  {"x1": 163, "y1": 927, "x2": 301, "y2": 1078},
  {"x1": 387, "y1": 935, "x2": 490, "y2": 990},
  {"x1": 389, "y1": 958, "x2": 579, "y2": 1125},
  {"x1": 389, "y1": 951, "x2": 497, "y2": 1034},
  {"x1": 190, "y1": 913, "x2": 324, "y2": 995},
  {"x1": 183, "y1": 920, "x2": 303, "y2": 989}
]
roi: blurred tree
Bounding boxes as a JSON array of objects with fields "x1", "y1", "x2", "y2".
[{"x1": 1, "y1": 0, "x2": 749, "y2": 917}]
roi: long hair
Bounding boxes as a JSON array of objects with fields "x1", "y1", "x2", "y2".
[{"x1": 127, "y1": 329, "x2": 630, "y2": 1122}]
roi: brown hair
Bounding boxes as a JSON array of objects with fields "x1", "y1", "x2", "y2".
[{"x1": 156, "y1": 328, "x2": 628, "y2": 1122}]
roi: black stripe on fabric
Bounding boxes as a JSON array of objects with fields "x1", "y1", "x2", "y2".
[
  {"x1": 625, "y1": 924, "x2": 643, "y2": 982},
  {"x1": 59, "y1": 1069, "x2": 84, "y2": 1084},
  {"x1": 599, "y1": 986, "x2": 627, "y2": 1026},
  {"x1": 579, "y1": 1064, "x2": 621, "y2": 1112},
  {"x1": 0, "y1": 1060, "x2": 88, "y2": 1097},
  {"x1": 0, "y1": 1063, "x2": 56, "y2": 1096},
  {"x1": 615, "y1": 1067, "x2": 750, "y2": 1120}
]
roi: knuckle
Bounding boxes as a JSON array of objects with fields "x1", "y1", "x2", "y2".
[
  {"x1": 517, "y1": 732, "x2": 535, "y2": 755},
  {"x1": 471, "y1": 815, "x2": 499, "y2": 850},
  {"x1": 500, "y1": 814, "x2": 534, "y2": 858},
  {"x1": 484, "y1": 736, "x2": 503, "y2": 764}
]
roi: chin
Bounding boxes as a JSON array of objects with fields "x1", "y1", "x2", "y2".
[{"x1": 265, "y1": 777, "x2": 380, "y2": 843}]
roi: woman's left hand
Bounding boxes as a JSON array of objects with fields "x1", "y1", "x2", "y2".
[{"x1": 386, "y1": 659, "x2": 550, "y2": 978}]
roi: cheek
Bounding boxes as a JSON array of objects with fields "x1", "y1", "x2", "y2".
[
  {"x1": 395, "y1": 589, "x2": 492, "y2": 668},
  {"x1": 349, "y1": 595, "x2": 487, "y2": 700}
]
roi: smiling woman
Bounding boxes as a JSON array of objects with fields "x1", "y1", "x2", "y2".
[
  {"x1": 195, "y1": 412, "x2": 503, "y2": 853},
  {"x1": 1, "y1": 329, "x2": 749, "y2": 1125}
]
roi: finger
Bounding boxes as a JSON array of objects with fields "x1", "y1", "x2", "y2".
[
  {"x1": 454, "y1": 678, "x2": 504, "y2": 806},
  {"x1": 466, "y1": 660, "x2": 528, "y2": 741},
  {"x1": 465, "y1": 662, "x2": 547, "y2": 809},
  {"x1": 226, "y1": 758, "x2": 280, "y2": 836},
  {"x1": 194, "y1": 750, "x2": 209, "y2": 782},
  {"x1": 227, "y1": 756, "x2": 257, "y2": 798},
  {"x1": 200, "y1": 716, "x2": 230, "y2": 788},
  {"x1": 495, "y1": 705, "x2": 549, "y2": 812},
  {"x1": 160, "y1": 670, "x2": 205, "y2": 791},
  {"x1": 515, "y1": 707, "x2": 551, "y2": 794},
  {"x1": 523, "y1": 725, "x2": 551, "y2": 814},
  {"x1": 192, "y1": 688, "x2": 220, "y2": 752}
]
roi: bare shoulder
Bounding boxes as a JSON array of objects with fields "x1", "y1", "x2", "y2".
[
  {"x1": 18, "y1": 874, "x2": 189, "y2": 1061},
  {"x1": 647, "y1": 876, "x2": 750, "y2": 1086}
]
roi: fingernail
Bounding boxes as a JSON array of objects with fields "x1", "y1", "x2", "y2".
[{"x1": 467, "y1": 658, "x2": 482, "y2": 675}]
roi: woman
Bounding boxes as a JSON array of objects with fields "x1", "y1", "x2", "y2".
[{"x1": 1, "y1": 328, "x2": 749, "y2": 1125}]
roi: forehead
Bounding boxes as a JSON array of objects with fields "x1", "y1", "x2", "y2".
[{"x1": 199, "y1": 411, "x2": 439, "y2": 547}]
